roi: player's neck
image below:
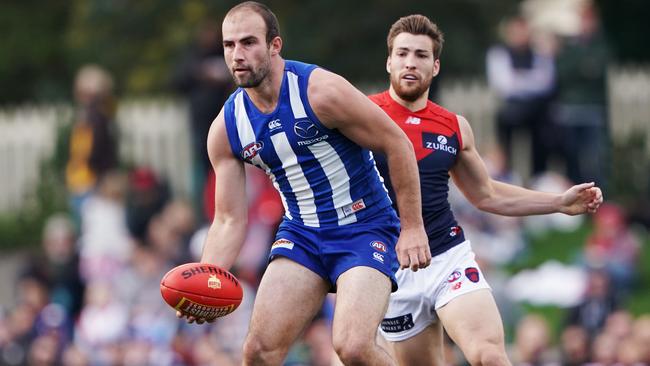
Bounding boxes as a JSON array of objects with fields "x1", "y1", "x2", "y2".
[
  {"x1": 388, "y1": 87, "x2": 429, "y2": 112},
  {"x1": 245, "y1": 58, "x2": 285, "y2": 114}
]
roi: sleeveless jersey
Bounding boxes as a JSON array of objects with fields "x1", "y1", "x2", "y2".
[
  {"x1": 369, "y1": 91, "x2": 466, "y2": 256},
  {"x1": 223, "y1": 60, "x2": 392, "y2": 228}
]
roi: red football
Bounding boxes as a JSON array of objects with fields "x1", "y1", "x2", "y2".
[{"x1": 160, "y1": 263, "x2": 243, "y2": 320}]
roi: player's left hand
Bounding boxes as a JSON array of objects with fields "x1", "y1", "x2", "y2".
[
  {"x1": 396, "y1": 226, "x2": 431, "y2": 272},
  {"x1": 176, "y1": 310, "x2": 216, "y2": 325},
  {"x1": 560, "y1": 182, "x2": 603, "y2": 215}
]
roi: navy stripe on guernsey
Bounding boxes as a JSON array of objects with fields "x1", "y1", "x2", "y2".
[{"x1": 222, "y1": 60, "x2": 392, "y2": 227}]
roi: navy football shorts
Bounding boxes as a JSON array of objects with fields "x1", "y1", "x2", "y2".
[{"x1": 269, "y1": 207, "x2": 400, "y2": 292}]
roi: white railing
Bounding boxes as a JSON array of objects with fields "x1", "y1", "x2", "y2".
[
  {"x1": 0, "y1": 100, "x2": 192, "y2": 213},
  {"x1": 608, "y1": 66, "x2": 650, "y2": 146},
  {"x1": 116, "y1": 99, "x2": 192, "y2": 200},
  {"x1": 0, "y1": 66, "x2": 648, "y2": 213},
  {"x1": 0, "y1": 105, "x2": 71, "y2": 212}
]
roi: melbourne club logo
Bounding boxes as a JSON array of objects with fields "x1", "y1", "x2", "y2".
[
  {"x1": 294, "y1": 120, "x2": 319, "y2": 138},
  {"x1": 465, "y1": 267, "x2": 480, "y2": 283}
]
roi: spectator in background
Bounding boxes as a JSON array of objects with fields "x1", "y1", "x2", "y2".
[
  {"x1": 566, "y1": 268, "x2": 618, "y2": 338},
  {"x1": 509, "y1": 314, "x2": 557, "y2": 365},
  {"x1": 172, "y1": 20, "x2": 233, "y2": 220},
  {"x1": 78, "y1": 171, "x2": 132, "y2": 283},
  {"x1": 553, "y1": 0, "x2": 611, "y2": 188},
  {"x1": 22, "y1": 214, "x2": 85, "y2": 319},
  {"x1": 64, "y1": 64, "x2": 119, "y2": 225},
  {"x1": 486, "y1": 15, "x2": 555, "y2": 176},
  {"x1": 559, "y1": 325, "x2": 589, "y2": 366},
  {"x1": 583, "y1": 202, "x2": 640, "y2": 293},
  {"x1": 125, "y1": 168, "x2": 170, "y2": 242}
]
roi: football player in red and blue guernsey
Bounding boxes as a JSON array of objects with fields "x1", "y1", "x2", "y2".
[{"x1": 370, "y1": 15, "x2": 603, "y2": 366}]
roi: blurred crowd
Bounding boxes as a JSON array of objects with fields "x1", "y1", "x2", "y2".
[{"x1": 0, "y1": 1, "x2": 648, "y2": 365}]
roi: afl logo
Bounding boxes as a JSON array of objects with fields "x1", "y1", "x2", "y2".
[
  {"x1": 447, "y1": 270, "x2": 461, "y2": 283},
  {"x1": 294, "y1": 120, "x2": 319, "y2": 138},
  {"x1": 437, "y1": 135, "x2": 448, "y2": 145},
  {"x1": 370, "y1": 241, "x2": 387, "y2": 253},
  {"x1": 241, "y1": 141, "x2": 263, "y2": 161}
]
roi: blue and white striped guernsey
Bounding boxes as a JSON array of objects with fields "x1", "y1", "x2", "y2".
[{"x1": 222, "y1": 60, "x2": 393, "y2": 227}]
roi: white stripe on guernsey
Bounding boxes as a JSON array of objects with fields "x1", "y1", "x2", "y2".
[
  {"x1": 308, "y1": 141, "x2": 357, "y2": 225},
  {"x1": 368, "y1": 151, "x2": 390, "y2": 197},
  {"x1": 271, "y1": 132, "x2": 319, "y2": 227},
  {"x1": 287, "y1": 72, "x2": 308, "y2": 119},
  {"x1": 234, "y1": 92, "x2": 292, "y2": 219}
]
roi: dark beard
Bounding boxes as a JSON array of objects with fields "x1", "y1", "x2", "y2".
[
  {"x1": 233, "y1": 60, "x2": 271, "y2": 88},
  {"x1": 390, "y1": 75, "x2": 430, "y2": 102}
]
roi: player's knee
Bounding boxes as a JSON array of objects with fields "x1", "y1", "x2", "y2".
[
  {"x1": 332, "y1": 335, "x2": 373, "y2": 365},
  {"x1": 242, "y1": 334, "x2": 286, "y2": 364},
  {"x1": 464, "y1": 343, "x2": 509, "y2": 366}
]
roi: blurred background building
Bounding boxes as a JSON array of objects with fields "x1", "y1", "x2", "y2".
[{"x1": 0, "y1": 0, "x2": 649, "y2": 365}]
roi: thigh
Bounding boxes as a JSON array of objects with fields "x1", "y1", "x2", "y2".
[
  {"x1": 389, "y1": 322, "x2": 444, "y2": 366},
  {"x1": 247, "y1": 257, "x2": 329, "y2": 348},
  {"x1": 332, "y1": 266, "x2": 392, "y2": 341},
  {"x1": 436, "y1": 289, "x2": 506, "y2": 354}
]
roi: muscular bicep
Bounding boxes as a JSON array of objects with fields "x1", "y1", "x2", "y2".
[
  {"x1": 308, "y1": 69, "x2": 410, "y2": 153},
  {"x1": 450, "y1": 115, "x2": 494, "y2": 207},
  {"x1": 207, "y1": 109, "x2": 248, "y2": 222}
]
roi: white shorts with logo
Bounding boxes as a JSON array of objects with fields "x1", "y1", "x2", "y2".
[{"x1": 379, "y1": 240, "x2": 491, "y2": 341}]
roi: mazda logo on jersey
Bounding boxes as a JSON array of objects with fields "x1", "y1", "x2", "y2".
[
  {"x1": 423, "y1": 132, "x2": 457, "y2": 155},
  {"x1": 241, "y1": 141, "x2": 263, "y2": 161},
  {"x1": 294, "y1": 120, "x2": 319, "y2": 138}
]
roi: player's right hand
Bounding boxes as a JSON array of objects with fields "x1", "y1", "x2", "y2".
[
  {"x1": 395, "y1": 226, "x2": 431, "y2": 272},
  {"x1": 176, "y1": 311, "x2": 215, "y2": 325}
]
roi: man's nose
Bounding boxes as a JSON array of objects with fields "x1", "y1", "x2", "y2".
[
  {"x1": 404, "y1": 54, "x2": 417, "y2": 69},
  {"x1": 232, "y1": 44, "x2": 245, "y2": 61}
]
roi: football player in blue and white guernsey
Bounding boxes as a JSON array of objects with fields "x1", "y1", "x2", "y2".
[{"x1": 179, "y1": 2, "x2": 431, "y2": 366}]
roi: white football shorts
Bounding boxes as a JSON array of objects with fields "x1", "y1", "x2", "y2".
[{"x1": 379, "y1": 240, "x2": 491, "y2": 341}]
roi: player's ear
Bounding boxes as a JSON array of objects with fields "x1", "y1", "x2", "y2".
[
  {"x1": 386, "y1": 56, "x2": 391, "y2": 74},
  {"x1": 432, "y1": 58, "x2": 440, "y2": 77},
  {"x1": 270, "y1": 36, "x2": 282, "y2": 56}
]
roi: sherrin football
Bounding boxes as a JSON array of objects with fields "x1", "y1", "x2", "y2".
[{"x1": 160, "y1": 263, "x2": 243, "y2": 320}]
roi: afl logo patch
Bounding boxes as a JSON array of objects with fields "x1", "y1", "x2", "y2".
[
  {"x1": 241, "y1": 142, "x2": 263, "y2": 161},
  {"x1": 465, "y1": 267, "x2": 480, "y2": 283},
  {"x1": 370, "y1": 240, "x2": 387, "y2": 253},
  {"x1": 294, "y1": 120, "x2": 319, "y2": 138},
  {"x1": 447, "y1": 270, "x2": 461, "y2": 283}
]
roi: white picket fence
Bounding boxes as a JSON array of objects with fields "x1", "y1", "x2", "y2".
[
  {"x1": 0, "y1": 100, "x2": 192, "y2": 212},
  {"x1": 0, "y1": 67, "x2": 648, "y2": 213}
]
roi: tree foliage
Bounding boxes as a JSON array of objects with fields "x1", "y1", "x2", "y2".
[{"x1": 0, "y1": 0, "x2": 647, "y2": 105}]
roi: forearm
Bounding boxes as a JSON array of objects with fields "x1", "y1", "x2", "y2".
[
  {"x1": 478, "y1": 180, "x2": 562, "y2": 216},
  {"x1": 200, "y1": 217, "x2": 248, "y2": 270},
  {"x1": 385, "y1": 140, "x2": 424, "y2": 229}
]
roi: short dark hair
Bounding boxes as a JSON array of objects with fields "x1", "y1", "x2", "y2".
[
  {"x1": 226, "y1": 1, "x2": 280, "y2": 44},
  {"x1": 387, "y1": 15, "x2": 444, "y2": 59}
]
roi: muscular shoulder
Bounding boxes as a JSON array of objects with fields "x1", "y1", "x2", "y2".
[
  {"x1": 307, "y1": 68, "x2": 349, "y2": 109},
  {"x1": 307, "y1": 68, "x2": 358, "y2": 128},
  {"x1": 207, "y1": 109, "x2": 234, "y2": 161},
  {"x1": 455, "y1": 114, "x2": 474, "y2": 151}
]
